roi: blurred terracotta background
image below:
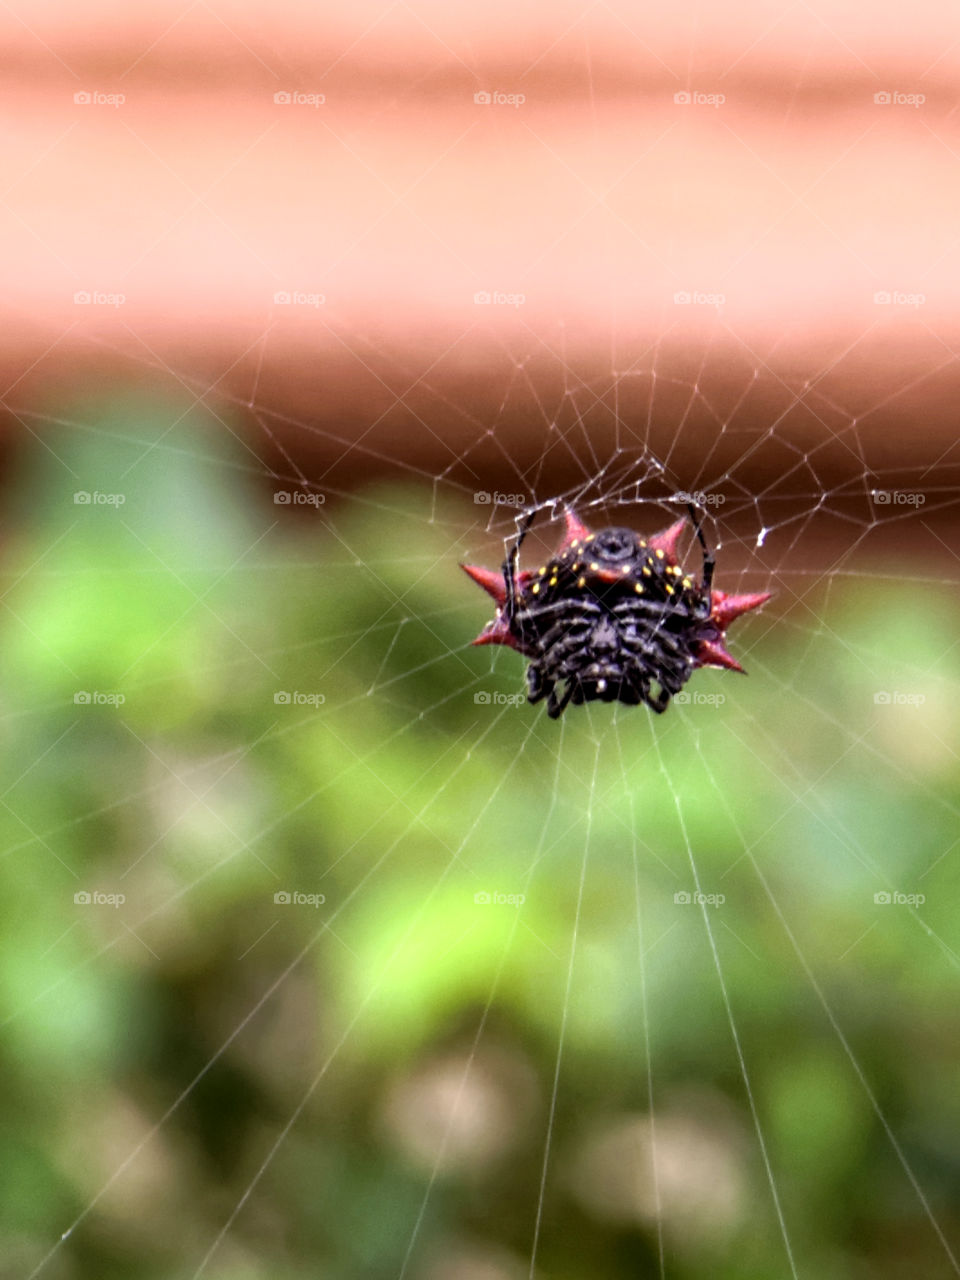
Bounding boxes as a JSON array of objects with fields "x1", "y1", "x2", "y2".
[{"x1": 3, "y1": 0, "x2": 960, "y2": 490}]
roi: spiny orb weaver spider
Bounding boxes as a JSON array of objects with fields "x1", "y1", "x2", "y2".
[{"x1": 462, "y1": 507, "x2": 771, "y2": 718}]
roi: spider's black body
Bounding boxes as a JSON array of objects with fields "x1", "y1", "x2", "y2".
[
  {"x1": 509, "y1": 525, "x2": 711, "y2": 717},
  {"x1": 462, "y1": 507, "x2": 770, "y2": 719}
]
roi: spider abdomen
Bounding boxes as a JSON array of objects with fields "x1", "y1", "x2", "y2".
[{"x1": 462, "y1": 508, "x2": 771, "y2": 719}]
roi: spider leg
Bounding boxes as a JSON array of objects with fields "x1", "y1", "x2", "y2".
[
  {"x1": 686, "y1": 501, "x2": 715, "y2": 595},
  {"x1": 526, "y1": 664, "x2": 548, "y2": 704},
  {"x1": 645, "y1": 683, "x2": 671, "y2": 714},
  {"x1": 547, "y1": 680, "x2": 575, "y2": 718},
  {"x1": 502, "y1": 507, "x2": 539, "y2": 622}
]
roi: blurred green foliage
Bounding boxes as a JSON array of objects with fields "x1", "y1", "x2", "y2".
[{"x1": 1, "y1": 397, "x2": 958, "y2": 1280}]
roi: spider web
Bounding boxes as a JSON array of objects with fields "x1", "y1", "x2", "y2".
[{"x1": 5, "y1": 305, "x2": 960, "y2": 1280}]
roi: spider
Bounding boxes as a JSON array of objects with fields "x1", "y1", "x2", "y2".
[{"x1": 462, "y1": 506, "x2": 771, "y2": 718}]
